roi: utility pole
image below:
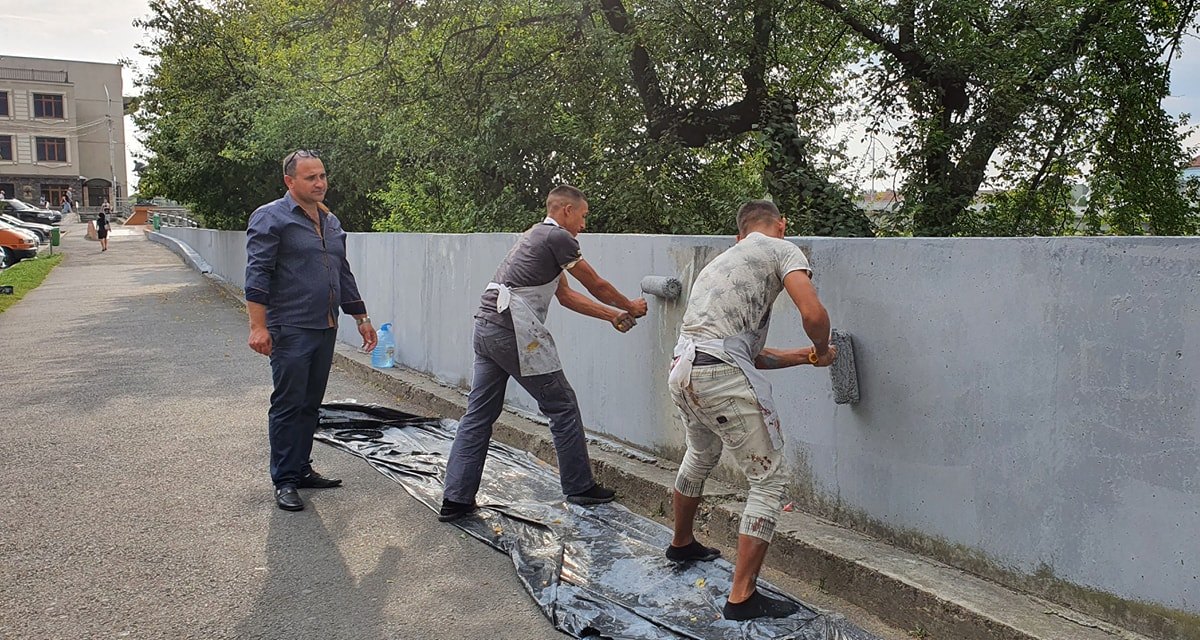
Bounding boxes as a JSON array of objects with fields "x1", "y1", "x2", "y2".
[{"x1": 103, "y1": 85, "x2": 118, "y2": 207}]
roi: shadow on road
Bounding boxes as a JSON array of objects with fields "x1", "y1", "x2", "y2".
[{"x1": 234, "y1": 506, "x2": 402, "y2": 639}]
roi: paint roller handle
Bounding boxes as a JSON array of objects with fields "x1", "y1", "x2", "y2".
[{"x1": 805, "y1": 345, "x2": 837, "y2": 367}]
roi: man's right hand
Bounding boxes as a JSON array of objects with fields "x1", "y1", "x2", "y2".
[
  {"x1": 626, "y1": 297, "x2": 648, "y2": 318},
  {"x1": 249, "y1": 326, "x2": 272, "y2": 356},
  {"x1": 811, "y1": 345, "x2": 837, "y2": 367}
]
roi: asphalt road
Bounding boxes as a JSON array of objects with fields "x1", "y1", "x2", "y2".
[{"x1": 0, "y1": 223, "x2": 560, "y2": 640}]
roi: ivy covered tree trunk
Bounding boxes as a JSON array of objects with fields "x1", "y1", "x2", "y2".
[{"x1": 762, "y1": 98, "x2": 874, "y2": 237}]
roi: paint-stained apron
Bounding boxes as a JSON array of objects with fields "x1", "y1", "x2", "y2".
[
  {"x1": 486, "y1": 274, "x2": 564, "y2": 377},
  {"x1": 668, "y1": 331, "x2": 784, "y2": 450}
]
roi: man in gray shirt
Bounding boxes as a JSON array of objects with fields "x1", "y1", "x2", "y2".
[
  {"x1": 245, "y1": 150, "x2": 378, "y2": 512},
  {"x1": 439, "y1": 185, "x2": 648, "y2": 521}
]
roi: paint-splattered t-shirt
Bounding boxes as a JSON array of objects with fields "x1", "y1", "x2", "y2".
[
  {"x1": 476, "y1": 221, "x2": 582, "y2": 331},
  {"x1": 679, "y1": 232, "x2": 812, "y2": 361}
]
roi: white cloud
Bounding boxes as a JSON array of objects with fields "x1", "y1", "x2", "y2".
[{"x1": 0, "y1": 14, "x2": 54, "y2": 24}]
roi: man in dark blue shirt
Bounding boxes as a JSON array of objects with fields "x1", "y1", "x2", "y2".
[{"x1": 245, "y1": 149, "x2": 378, "y2": 511}]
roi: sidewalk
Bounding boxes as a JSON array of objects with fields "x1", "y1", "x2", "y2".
[{"x1": 154, "y1": 231, "x2": 1163, "y2": 640}]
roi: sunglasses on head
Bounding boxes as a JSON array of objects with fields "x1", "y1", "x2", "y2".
[{"x1": 283, "y1": 149, "x2": 320, "y2": 174}]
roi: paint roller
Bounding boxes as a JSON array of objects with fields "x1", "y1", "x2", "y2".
[
  {"x1": 640, "y1": 276, "x2": 682, "y2": 300},
  {"x1": 824, "y1": 329, "x2": 860, "y2": 405}
]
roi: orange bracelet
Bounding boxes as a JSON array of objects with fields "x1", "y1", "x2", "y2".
[{"x1": 808, "y1": 350, "x2": 820, "y2": 364}]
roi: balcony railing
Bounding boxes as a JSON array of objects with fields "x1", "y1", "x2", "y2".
[{"x1": 0, "y1": 68, "x2": 69, "y2": 83}]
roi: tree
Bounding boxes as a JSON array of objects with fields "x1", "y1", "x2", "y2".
[
  {"x1": 133, "y1": 0, "x2": 277, "y2": 229},
  {"x1": 810, "y1": 0, "x2": 1200, "y2": 236},
  {"x1": 594, "y1": 0, "x2": 874, "y2": 235},
  {"x1": 133, "y1": 0, "x2": 1198, "y2": 237}
]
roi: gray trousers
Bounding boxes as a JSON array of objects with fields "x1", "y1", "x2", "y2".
[{"x1": 443, "y1": 318, "x2": 596, "y2": 503}]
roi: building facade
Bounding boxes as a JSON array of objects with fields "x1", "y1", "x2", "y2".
[{"x1": 0, "y1": 56, "x2": 128, "y2": 208}]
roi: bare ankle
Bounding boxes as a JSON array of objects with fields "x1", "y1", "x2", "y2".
[
  {"x1": 728, "y1": 586, "x2": 755, "y2": 604},
  {"x1": 670, "y1": 533, "x2": 695, "y2": 547}
]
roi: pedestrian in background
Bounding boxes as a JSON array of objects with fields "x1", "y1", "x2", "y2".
[
  {"x1": 96, "y1": 205, "x2": 110, "y2": 252},
  {"x1": 244, "y1": 149, "x2": 378, "y2": 512}
]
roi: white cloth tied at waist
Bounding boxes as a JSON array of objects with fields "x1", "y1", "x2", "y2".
[
  {"x1": 486, "y1": 282, "x2": 511, "y2": 312},
  {"x1": 668, "y1": 335, "x2": 727, "y2": 391}
]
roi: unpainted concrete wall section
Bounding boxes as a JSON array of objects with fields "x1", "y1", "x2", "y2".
[{"x1": 163, "y1": 227, "x2": 1200, "y2": 615}]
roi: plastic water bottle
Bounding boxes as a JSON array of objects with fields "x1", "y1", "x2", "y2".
[{"x1": 372, "y1": 322, "x2": 395, "y2": 368}]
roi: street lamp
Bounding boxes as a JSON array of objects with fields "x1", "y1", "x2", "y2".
[{"x1": 103, "y1": 85, "x2": 118, "y2": 206}]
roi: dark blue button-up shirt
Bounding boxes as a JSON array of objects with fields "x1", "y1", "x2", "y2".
[{"x1": 245, "y1": 192, "x2": 367, "y2": 329}]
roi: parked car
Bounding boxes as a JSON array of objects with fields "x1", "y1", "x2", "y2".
[
  {"x1": 0, "y1": 214, "x2": 52, "y2": 243},
  {"x1": 0, "y1": 219, "x2": 39, "y2": 264},
  {"x1": 0, "y1": 199, "x2": 62, "y2": 225}
]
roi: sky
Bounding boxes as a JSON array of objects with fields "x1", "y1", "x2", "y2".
[{"x1": 2, "y1": 0, "x2": 1198, "y2": 194}]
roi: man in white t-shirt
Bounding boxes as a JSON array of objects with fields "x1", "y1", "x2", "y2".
[{"x1": 665, "y1": 199, "x2": 837, "y2": 621}]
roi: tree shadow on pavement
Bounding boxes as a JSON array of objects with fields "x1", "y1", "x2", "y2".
[{"x1": 233, "y1": 506, "x2": 402, "y2": 640}]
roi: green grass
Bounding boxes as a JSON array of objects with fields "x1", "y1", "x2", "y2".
[{"x1": 0, "y1": 253, "x2": 64, "y2": 313}]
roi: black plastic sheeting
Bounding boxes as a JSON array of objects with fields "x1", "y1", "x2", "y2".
[{"x1": 316, "y1": 403, "x2": 881, "y2": 640}]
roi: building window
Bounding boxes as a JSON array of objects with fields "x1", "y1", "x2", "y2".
[
  {"x1": 0, "y1": 91, "x2": 8, "y2": 117},
  {"x1": 0, "y1": 135, "x2": 12, "y2": 161},
  {"x1": 33, "y1": 93, "x2": 65, "y2": 119},
  {"x1": 43, "y1": 187, "x2": 69, "y2": 208},
  {"x1": 36, "y1": 137, "x2": 67, "y2": 162}
]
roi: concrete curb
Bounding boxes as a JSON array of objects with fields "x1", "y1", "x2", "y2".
[
  {"x1": 147, "y1": 231, "x2": 214, "y2": 275},
  {"x1": 157, "y1": 232, "x2": 1156, "y2": 640}
]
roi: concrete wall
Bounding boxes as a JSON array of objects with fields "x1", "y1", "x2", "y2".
[{"x1": 163, "y1": 227, "x2": 1200, "y2": 616}]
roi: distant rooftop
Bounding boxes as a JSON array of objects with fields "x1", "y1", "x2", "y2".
[
  {"x1": 0, "y1": 67, "x2": 68, "y2": 83},
  {"x1": 1189, "y1": 155, "x2": 1200, "y2": 169}
]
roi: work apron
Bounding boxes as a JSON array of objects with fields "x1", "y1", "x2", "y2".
[
  {"x1": 486, "y1": 274, "x2": 564, "y2": 377},
  {"x1": 668, "y1": 330, "x2": 784, "y2": 450}
]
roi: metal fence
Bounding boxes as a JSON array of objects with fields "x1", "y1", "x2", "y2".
[
  {"x1": 0, "y1": 67, "x2": 68, "y2": 83},
  {"x1": 156, "y1": 211, "x2": 199, "y2": 228}
]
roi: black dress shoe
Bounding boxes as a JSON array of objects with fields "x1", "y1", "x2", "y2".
[
  {"x1": 298, "y1": 470, "x2": 342, "y2": 489},
  {"x1": 437, "y1": 498, "x2": 477, "y2": 522},
  {"x1": 275, "y1": 485, "x2": 304, "y2": 511}
]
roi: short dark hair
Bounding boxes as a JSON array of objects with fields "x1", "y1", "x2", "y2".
[
  {"x1": 282, "y1": 149, "x2": 320, "y2": 177},
  {"x1": 546, "y1": 185, "x2": 586, "y2": 212},
  {"x1": 736, "y1": 199, "x2": 782, "y2": 234}
]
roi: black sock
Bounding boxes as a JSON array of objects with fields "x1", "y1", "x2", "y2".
[
  {"x1": 722, "y1": 590, "x2": 800, "y2": 621},
  {"x1": 665, "y1": 540, "x2": 721, "y2": 563}
]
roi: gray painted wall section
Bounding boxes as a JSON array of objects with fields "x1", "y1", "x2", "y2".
[{"x1": 163, "y1": 227, "x2": 1200, "y2": 614}]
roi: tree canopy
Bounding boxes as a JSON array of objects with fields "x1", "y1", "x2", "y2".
[{"x1": 133, "y1": 0, "x2": 1200, "y2": 236}]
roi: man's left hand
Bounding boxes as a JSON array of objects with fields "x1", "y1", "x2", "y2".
[{"x1": 358, "y1": 321, "x2": 378, "y2": 353}]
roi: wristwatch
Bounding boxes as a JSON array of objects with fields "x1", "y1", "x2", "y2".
[{"x1": 356, "y1": 316, "x2": 372, "y2": 326}]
